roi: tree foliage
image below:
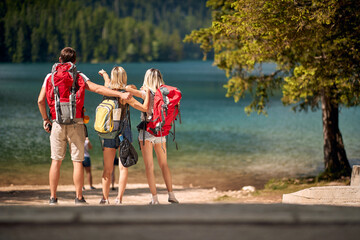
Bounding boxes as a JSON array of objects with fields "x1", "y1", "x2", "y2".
[
  {"x1": 185, "y1": 0, "x2": 360, "y2": 178},
  {"x1": 0, "y1": 0, "x2": 211, "y2": 62},
  {"x1": 185, "y1": 0, "x2": 360, "y2": 114}
]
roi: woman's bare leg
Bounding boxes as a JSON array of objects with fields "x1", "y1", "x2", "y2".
[
  {"x1": 84, "y1": 166, "x2": 92, "y2": 188},
  {"x1": 154, "y1": 142, "x2": 172, "y2": 192},
  {"x1": 102, "y1": 147, "x2": 116, "y2": 200},
  {"x1": 111, "y1": 167, "x2": 116, "y2": 190},
  {"x1": 154, "y1": 142, "x2": 178, "y2": 203},
  {"x1": 140, "y1": 140, "x2": 157, "y2": 196},
  {"x1": 117, "y1": 164, "x2": 128, "y2": 203}
]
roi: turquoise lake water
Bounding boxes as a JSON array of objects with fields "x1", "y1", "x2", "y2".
[{"x1": 0, "y1": 61, "x2": 359, "y2": 188}]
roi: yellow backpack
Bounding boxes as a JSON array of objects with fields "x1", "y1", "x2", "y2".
[{"x1": 94, "y1": 97, "x2": 123, "y2": 139}]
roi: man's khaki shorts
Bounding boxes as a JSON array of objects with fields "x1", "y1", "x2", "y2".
[{"x1": 50, "y1": 120, "x2": 86, "y2": 162}]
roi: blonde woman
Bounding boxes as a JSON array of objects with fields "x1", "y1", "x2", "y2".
[
  {"x1": 125, "y1": 68, "x2": 179, "y2": 204},
  {"x1": 98, "y1": 66, "x2": 149, "y2": 204}
]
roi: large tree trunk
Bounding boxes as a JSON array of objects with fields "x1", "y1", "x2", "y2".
[{"x1": 321, "y1": 92, "x2": 351, "y2": 178}]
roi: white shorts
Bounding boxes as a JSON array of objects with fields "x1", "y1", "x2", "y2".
[{"x1": 138, "y1": 130, "x2": 166, "y2": 144}]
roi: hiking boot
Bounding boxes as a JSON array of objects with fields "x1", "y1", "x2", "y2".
[
  {"x1": 75, "y1": 197, "x2": 87, "y2": 205},
  {"x1": 49, "y1": 197, "x2": 58, "y2": 205},
  {"x1": 99, "y1": 198, "x2": 110, "y2": 204}
]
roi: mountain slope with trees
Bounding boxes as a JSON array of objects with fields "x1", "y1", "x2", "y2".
[{"x1": 0, "y1": 0, "x2": 210, "y2": 62}]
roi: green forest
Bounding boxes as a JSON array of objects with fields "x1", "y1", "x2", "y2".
[{"x1": 0, "y1": 0, "x2": 211, "y2": 63}]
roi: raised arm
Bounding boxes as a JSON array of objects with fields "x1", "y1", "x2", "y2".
[
  {"x1": 126, "y1": 88, "x2": 150, "y2": 112},
  {"x1": 85, "y1": 80, "x2": 131, "y2": 100},
  {"x1": 98, "y1": 69, "x2": 110, "y2": 87}
]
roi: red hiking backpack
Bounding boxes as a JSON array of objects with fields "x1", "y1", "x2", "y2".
[
  {"x1": 146, "y1": 85, "x2": 182, "y2": 138},
  {"x1": 45, "y1": 62, "x2": 86, "y2": 124}
]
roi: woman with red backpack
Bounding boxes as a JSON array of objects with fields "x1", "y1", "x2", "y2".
[{"x1": 126, "y1": 68, "x2": 180, "y2": 204}]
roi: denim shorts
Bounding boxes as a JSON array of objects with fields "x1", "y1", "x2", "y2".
[
  {"x1": 83, "y1": 156, "x2": 91, "y2": 167},
  {"x1": 138, "y1": 130, "x2": 166, "y2": 144},
  {"x1": 103, "y1": 136, "x2": 120, "y2": 149},
  {"x1": 103, "y1": 121, "x2": 133, "y2": 149}
]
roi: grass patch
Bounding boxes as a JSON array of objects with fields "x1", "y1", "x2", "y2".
[
  {"x1": 214, "y1": 195, "x2": 238, "y2": 202},
  {"x1": 212, "y1": 177, "x2": 350, "y2": 203},
  {"x1": 255, "y1": 176, "x2": 350, "y2": 197}
]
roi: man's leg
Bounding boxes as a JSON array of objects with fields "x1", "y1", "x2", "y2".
[
  {"x1": 49, "y1": 121, "x2": 66, "y2": 201},
  {"x1": 49, "y1": 160, "x2": 62, "y2": 199},
  {"x1": 68, "y1": 123, "x2": 86, "y2": 201},
  {"x1": 73, "y1": 161, "x2": 84, "y2": 199}
]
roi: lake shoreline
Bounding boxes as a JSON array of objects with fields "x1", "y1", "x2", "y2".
[
  {"x1": 0, "y1": 177, "x2": 350, "y2": 206},
  {"x1": 0, "y1": 163, "x2": 280, "y2": 191},
  {"x1": 0, "y1": 183, "x2": 282, "y2": 206}
]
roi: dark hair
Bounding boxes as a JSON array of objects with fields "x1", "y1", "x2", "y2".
[{"x1": 60, "y1": 47, "x2": 76, "y2": 63}]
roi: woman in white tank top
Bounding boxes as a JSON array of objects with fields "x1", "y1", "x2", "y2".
[{"x1": 125, "y1": 68, "x2": 179, "y2": 204}]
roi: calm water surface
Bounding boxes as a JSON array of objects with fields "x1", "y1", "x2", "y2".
[{"x1": 0, "y1": 61, "x2": 359, "y2": 189}]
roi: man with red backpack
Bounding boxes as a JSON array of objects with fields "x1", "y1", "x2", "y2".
[{"x1": 37, "y1": 47, "x2": 131, "y2": 205}]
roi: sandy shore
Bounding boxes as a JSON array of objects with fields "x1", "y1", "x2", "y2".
[{"x1": 0, "y1": 183, "x2": 282, "y2": 206}]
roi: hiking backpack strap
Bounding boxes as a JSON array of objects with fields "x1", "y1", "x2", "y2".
[
  {"x1": 161, "y1": 86, "x2": 170, "y2": 116},
  {"x1": 119, "y1": 103, "x2": 131, "y2": 136},
  {"x1": 169, "y1": 104, "x2": 179, "y2": 150},
  {"x1": 67, "y1": 62, "x2": 78, "y2": 86},
  {"x1": 67, "y1": 62, "x2": 78, "y2": 121},
  {"x1": 126, "y1": 104, "x2": 131, "y2": 131},
  {"x1": 141, "y1": 90, "x2": 151, "y2": 147},
  {"x1": 177, "y1": 104, "x2": 182, "y2": 124},
  {"x1": 143, "y1": 113, "x2": 146, "y2": 146},
  {"x1": 165, "y1": 104, "x2": 181, "y2": 151},
  {"x1": 50, "y1": 63, "x2": 60, "y2": 122}
]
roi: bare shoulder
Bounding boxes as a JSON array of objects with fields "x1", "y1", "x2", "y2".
[
  {"x1": 123, "y1": 96, "x2": 137, "y2": 106},
  {"x1": 120, "y1": 97, "x2": 129, "y2": 105}
]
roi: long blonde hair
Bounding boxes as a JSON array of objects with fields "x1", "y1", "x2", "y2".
[
  {"x1": 109, "y1": 66, "x2": 127, "y2": 89},
  {"x1": 143, "y1": 68, "x2": 164, "y2": 92}
]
